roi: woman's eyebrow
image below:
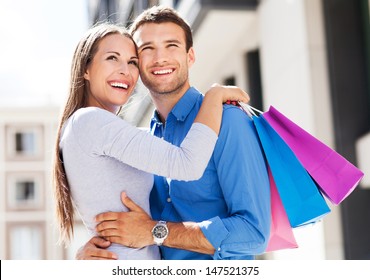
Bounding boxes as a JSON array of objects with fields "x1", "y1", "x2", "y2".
[{"x1": 106, "y1": 51, "x2": 120, "y2": 55}]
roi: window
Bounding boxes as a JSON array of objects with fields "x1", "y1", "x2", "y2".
[
  {"x1": 246, "y1": 50, "x2": 264, "y2": 110},
  {"x1": 15, "y1": 131, "x2": 35, "y2": 154},
  {"x1": 6, "y1": 222, "x2": 45, "y2": 259},
  {"x1": 223, "y1": 76, "x2": 236, "y2": 86},
  {"x1": 6, "y1": 172, "x2": 44, "y2": 210},
  {"x1": 16, "y1": 180, "x2": 35, "y2": 201},
  {"x1": 5, "y1": 125, "x2": 43, "y2": 160}
]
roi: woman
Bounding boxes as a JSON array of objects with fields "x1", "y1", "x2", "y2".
[{"x1": 53, "y1": 22, "x2": 248, "y2": 260}]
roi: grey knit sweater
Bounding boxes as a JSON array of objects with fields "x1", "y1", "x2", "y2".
[{"x1": 59, "y1": 107, "x2": 218, "y2": 259}]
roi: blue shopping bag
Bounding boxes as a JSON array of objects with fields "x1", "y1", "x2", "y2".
[
  {"x1": 263, "y1": 106, "x2": 364, "y2": 205},
  {"x1": 251, "y1": 113, "x2": 331, "y2": 227}
]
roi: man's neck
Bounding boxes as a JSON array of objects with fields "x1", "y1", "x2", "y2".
[{"x1": 150, "y1": 87, "x2": 190, "y2": 123}]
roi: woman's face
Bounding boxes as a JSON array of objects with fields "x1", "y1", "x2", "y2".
[{"x1": 84, "y1": 34, "x2": 139, "y2": 113}]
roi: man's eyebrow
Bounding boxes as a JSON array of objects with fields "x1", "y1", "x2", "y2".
[
  {"x1": 138, "y1": 39, "x2": 183, "y2": 49},
  {"x1": 138, "y1": 42, "x2": 152, "y2": 49},
  {"x1": 165, "y1": 39, "x2": 182, "y2": 44}
]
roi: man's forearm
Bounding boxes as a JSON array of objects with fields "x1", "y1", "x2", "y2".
[{"x1": 163, "y1": 221, "x2": 215, "y2": 255}]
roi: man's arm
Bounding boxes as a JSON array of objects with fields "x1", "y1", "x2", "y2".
[
  {"x1": 95, "y1": 107, "x2": 271, "y2": 258},
  {"x1": 199, "y1": 106, "x2": 271, "y2": 259},
  {"x1": 95, "y1": 192, "x2": 215, "y2": 255}
]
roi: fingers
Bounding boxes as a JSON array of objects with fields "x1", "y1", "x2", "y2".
[
  {"x1": 121, "y1": 192, "x2": 144, "y2": 212},
  {"x1": 95, "y1": 193, "x2": 145, "y2": 225},
  {"x1": 88, "y1": 249, "x2": 118, "y2": 260},
  {"x1": 223, "y1": 87, "x2": 250, "y2": 104},
  {"x1": 207, "y1": 85, "x2": 250, "y2": 103},
  {"x1": 75, "y1": 237, "x2": 118, "y2": 260},
  {"x1": 96, "y1": 221, "x2": 119, "y2": 233},
  {"x1": 95, "y1": 211, "x2": 119, "y2": 223},
  {"x1": 89, "y1": 236, "x2": 111, "y2": 248}
]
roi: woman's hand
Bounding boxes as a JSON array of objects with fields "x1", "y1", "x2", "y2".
[{"x1": 205, "y1": 83, "x2": 250, "y2": 104}]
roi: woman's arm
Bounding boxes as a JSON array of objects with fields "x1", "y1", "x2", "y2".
[
  {"x1": 70, "y1": 86, "x2": 249, "y2": 181},
  {"x1": 194, "y1": 85, "x2": 249, "y2": 134}
]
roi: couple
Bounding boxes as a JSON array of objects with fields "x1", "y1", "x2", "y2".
[{"x1": 53, "y1": 5, "x2": 270, "y2": 260}]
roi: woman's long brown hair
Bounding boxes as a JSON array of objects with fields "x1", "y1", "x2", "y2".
[{"x1": 52, "y1": 22, "x2": 135, "y2": 246}]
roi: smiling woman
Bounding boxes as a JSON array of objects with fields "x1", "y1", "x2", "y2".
[
  {"x1": 83, "y1": 33, "x2": 139, "y2": 113},
  {"x1": 52, "y1": 22, "x2": 249, "y2": 260}
]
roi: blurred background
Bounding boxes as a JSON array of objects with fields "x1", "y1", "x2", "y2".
[{"x1": 0, "y1": 0, "x2": 369, "y2": 260}]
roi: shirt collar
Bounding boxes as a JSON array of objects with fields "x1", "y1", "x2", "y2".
[{"x1": 151, "y1": 87, "x2": 201, "y2": 125}]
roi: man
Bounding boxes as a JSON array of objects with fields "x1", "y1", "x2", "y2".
[{"x1": 77, "y1": 5, "x2": 270, "y2": 260}]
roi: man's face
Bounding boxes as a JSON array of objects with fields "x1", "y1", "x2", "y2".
[{"x1": 133, "y1": 22, "x2": 195, "y2": 96}]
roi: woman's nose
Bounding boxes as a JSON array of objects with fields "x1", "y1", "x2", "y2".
[{"x1": 119, "y1": 62, "x2": 129, "y2": 75}]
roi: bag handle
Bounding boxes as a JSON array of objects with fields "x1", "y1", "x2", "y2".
[{"x1": 238, "y1": 102, "x2": 263, "y2": 117}]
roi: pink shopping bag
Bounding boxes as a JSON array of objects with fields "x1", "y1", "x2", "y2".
[
  {"x1": 263, "y1": 106, "x2": 364, "y2": 205},
  {"x1": 266, "y1": 167, "x2": 298, "y2": 252}
]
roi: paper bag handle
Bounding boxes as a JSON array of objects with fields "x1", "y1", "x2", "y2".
[{"x1": 238, "y1": 102, "x2": 263, "y2": 118}]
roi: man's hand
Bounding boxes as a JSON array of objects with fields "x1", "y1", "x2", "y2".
[
  {"x1": 95, "y1": 192, "x2": 156, "y2": 248},
  {"x1": 75, "y1": 236, "x2": 117, "y2": 260}
]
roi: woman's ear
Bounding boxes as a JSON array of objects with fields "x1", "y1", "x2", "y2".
[{"x1": 83, "y1": 69, "x2": 90, "y2": 80}]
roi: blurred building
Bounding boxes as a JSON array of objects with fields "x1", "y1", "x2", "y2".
[
  {"x1": 0, "y1": 106, "x2": 93, "y2": 259},
  {"x1": 88, "y1": 0, "x2": 370, "y2": 260}
]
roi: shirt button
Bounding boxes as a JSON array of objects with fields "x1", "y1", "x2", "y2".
[
  {"x1": 167, "y1": 197, "x2": 172, "y2": 203},
  {"x1": 218, "y1": 248, "x2": 221, "y2": 251}
]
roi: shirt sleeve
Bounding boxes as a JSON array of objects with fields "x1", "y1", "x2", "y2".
[
  {"x1": 71, "y1": 107, "x2": 218, "y2": 181},
  {"x1": 198, "y1": 106, "x2": 271, "y2": 259}
]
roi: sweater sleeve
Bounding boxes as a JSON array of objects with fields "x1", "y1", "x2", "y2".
[{"x1": 71, "y1": 107, "x2": 218, "y2": 181}]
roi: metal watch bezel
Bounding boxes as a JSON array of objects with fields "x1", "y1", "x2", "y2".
[{"x1": 152, "y1": 220, "x2": 168, "y2": 246}]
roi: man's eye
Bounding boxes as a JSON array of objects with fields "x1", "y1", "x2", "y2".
[
  {"x1": 141, "y1": 46, "x2": 153, "y2": 52},
  {"x1": 168, "y1": 44, "x2": 178, "y2": 48}
]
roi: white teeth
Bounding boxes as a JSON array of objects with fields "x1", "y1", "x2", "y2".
[
  {"x1": 153, "y1": 69, "x2": 173, "y2": 75},
  {"x1": 111, "y1": 82, "x2": 128, "y2": 89}
]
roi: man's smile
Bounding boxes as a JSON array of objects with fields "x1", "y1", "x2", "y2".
[{"x1": 152, "y1": 68, "x2": 174, "y2": 75}]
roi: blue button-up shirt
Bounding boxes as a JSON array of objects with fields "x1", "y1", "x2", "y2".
[{"x1": 149, "y1": 87, "x2": 271, "y2": 260}]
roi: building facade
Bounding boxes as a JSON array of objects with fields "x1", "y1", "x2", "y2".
[{"x1": 0, "y1": 107, "x2": 91, "y2": 259}]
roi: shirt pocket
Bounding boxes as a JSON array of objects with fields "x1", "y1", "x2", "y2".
[{"x1": 170, "y1": 169, "x2": 219, "y2": 202}]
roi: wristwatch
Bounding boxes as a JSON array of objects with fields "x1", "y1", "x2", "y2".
[{"x1": 152, "y1": 220, "x2": 169, "y2": 246}]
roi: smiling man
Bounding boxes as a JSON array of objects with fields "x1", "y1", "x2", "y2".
[{"x1": 77, "y1": 5, "x2": 271, "y2": 260}]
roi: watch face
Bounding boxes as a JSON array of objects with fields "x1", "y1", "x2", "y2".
[{"x1": 153, "y1": 225, "x2": 168, "y2": 238}]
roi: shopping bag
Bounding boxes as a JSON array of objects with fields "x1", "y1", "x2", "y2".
[
  {"x1": 266, "y1": 167, "x2": 298, "y2": 252},
  {"x1": 240, "y1": 105, "x2": 331, "y2": 227},
  {"x1": 263, "y1": 106, "x2": 364, "y2": 205}
]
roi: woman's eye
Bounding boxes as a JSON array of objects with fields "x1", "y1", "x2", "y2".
[
  {"x1": 129, "y1": 60, "x2": 138, "y2": 67},
  {"x1": 107, "y1": 55, "x2": 118, "y2": 61}
]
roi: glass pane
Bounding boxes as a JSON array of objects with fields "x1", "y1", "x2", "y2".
[
  {"x1": 15, "y1": 181, "x2": 35, "y2": 202},
  {"x1": 15, "y1": 132, "x2": 35, "y2": 155},
  {"x1": 9, "y1": 225, "x2": 43, "y2": 259}
]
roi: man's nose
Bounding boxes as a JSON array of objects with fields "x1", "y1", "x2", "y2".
[{"x1": 153, "y1": 48, "x2": 168, "y2": 64}]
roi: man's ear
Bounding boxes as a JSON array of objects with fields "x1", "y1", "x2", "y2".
[{"x1": 187, "y1": 47, "x2": 195, "y2": 68}]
